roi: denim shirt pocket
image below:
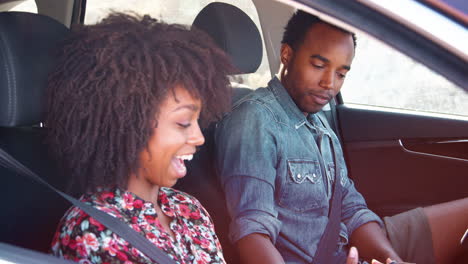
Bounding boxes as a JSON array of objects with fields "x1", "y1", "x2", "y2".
[{"x1": 278, "y1": 159, "x2": 327, "y2": 212}]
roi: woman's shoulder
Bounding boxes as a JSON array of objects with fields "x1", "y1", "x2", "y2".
[
  {"x1": 54, "y1": 191, "x2": 123, "y2": 235},
  {"x1": 53, "y1": 189, "x2": 125, "y2": 239},
  {"x1": 81, "y1": 189, "x2": 125, "y2": 217},
  {"x1": 51, "y1": 189, "x2": 138, "y2": 262}
]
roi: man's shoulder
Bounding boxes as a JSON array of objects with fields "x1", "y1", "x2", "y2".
[
  {"x1": 229, "y1": 86, "x2": 284, "y2": 119},
  {"x1": 235, "y1": 86, "x2": 274, "y2": 106}
]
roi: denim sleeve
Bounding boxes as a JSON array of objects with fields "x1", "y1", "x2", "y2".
[
  {"x1": 341, "y1": 175, "x2": 384, "y2": 235},
  {"x1": 214, "y1": 101, "x2": 282, "y2": 244}
]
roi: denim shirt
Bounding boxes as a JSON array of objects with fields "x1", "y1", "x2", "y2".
[{"x1": 214, "y1": 77, "x2": 383, "y2": 263}]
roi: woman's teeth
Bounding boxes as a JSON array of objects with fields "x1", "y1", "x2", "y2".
[
  {"x1": 172, "y1": 155, "x2": 192, "y2": 177},
  {"x1": 176, "y1": 154, "x2": 193, "y2": 161}
]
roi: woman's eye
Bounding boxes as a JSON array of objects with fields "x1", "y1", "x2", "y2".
[
  {"x1": 177, "y1": 123, "x2": 191, "y2": 128},
  {"x1": 337, "y1": 72, "x2": 346, "y2": 79},
  {"x1": 312, "y1": 64, "x2": 324, "y2": 69}
]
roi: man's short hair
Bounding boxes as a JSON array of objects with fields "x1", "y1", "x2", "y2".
[{"x1": 281, "y1": 10, "x2": 356, "y2": 49}]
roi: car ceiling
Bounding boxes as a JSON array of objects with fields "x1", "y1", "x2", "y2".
[
  {"x1": 1, "y1": 0, "x2": 466, "y2": 90},
  {"x1": 252, "y1": 0, "x2": 294, "y2": 77},
  {"x1": 0, "y1": 0, "x2": 27, "y2": 11},
  {"x1": 0, "y1": 0, "x2": 74, "y2": 27}
]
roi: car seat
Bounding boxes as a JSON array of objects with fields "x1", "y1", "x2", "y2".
[
  {"x1": 174, "y1": 3, "x2": 263, "y2": 263},
  {"x1": 0, "y1": 5, "x2": 262, "y2": 262},
  {"x1": 0, "y1": 12, "x2": 71, "y2": 252}
]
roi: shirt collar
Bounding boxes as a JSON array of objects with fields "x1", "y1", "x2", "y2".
[
  {"x1": 93, "y1": 187, "x2": 176, "y2": 219},
  {"x1": 268, "y1": 76, "x2": 309, "y2": 129}
]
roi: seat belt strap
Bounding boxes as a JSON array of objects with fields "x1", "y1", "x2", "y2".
[
  {"x1": 312, "y1": 112, "x2": 344, "y2": 264},
  {"x1": 329, "y1": 97, "x2": 344, "y2": 144},
  {"x1": 0, "y1": 147, "x2": 176, "y2": 264}
]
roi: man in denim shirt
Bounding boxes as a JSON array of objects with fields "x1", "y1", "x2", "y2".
[{"x1": 215, "y1": 10, "x2": 468, "y2": 264}]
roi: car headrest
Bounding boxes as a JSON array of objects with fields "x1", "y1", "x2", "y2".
[
  {"x1": 192, "y1": 2, "x2": 263, "y2": 74},
  {"x1": 0, "y1": 12, "x2": 69, "y2": 127}
]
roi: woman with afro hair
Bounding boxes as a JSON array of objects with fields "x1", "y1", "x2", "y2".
[{"x1": 48, "y1": 13, "x2": 234, "y2": 264}]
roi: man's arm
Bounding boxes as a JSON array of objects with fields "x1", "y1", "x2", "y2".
[
  {"x1": 215, "y1": 101, "x2": 283, "y2": 259},
  {"x1": 236, "y1": 234, "x2": 362, "y2": 264},
  {"x1": 350, "y1": 221, "x2": 402, "y2": 262},
  {"x1": 236, "y1": 233, "x2": 285, "y2": 264},
  {"x1": 336, "y1": 169, "x2": 401, "y2": 261},
  {"x1": 333, "y1": 141, "x2": 396, "y2": 261}
]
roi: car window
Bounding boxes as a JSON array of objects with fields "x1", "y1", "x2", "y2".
[
  {"x1": 341, "y1": 33, "x2": 468, "y2": 117},
  {"x1": 85, "y1": 0, "x2": 271, "y2": 89},
  {"x1": 6, "y1": 0, "x2": 37, "y2": 13}
]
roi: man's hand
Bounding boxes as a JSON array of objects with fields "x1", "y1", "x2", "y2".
[
  {"x1": 370, "y1": 257, "x2": 410, "y2": 264},
  {"x1": 350, "y1": 222, "x2": 402, "y2": 262},
  {"x1": 347, "y1": 247, "x2": 404, "y2": 264}
]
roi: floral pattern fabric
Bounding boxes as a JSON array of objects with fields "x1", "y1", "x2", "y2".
[{"x1": 51, "y1": 187, "x2": 225, "y2": 264}]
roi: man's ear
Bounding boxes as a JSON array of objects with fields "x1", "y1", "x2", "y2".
[{"x1": 280, "y1": 43, "x2": 293, "y2": 67}]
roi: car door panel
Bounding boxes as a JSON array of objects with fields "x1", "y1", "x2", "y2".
[{"x1": 338, "y1": 104, "x2": 468, "y2": 217}]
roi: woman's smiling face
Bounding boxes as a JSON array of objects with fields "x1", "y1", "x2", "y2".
[{"x1": 130, "y1": 84, "x2": 204, "y2": 194}]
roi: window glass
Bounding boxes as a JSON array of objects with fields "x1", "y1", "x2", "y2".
[
  {"x1": 85, "y1": 0, "x2": 271, "y2": 89},
  {"x1": 341, "y1": 34, "x2": 468, "y2": 117},
  {"x1": 8, "y1": 0, "x2": 37, "y2": 13}
]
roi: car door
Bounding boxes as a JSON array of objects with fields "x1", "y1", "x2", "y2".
[
  {"x1": 260, "y1": 0, "x2": 468, "y2": 217},
  {"x1": 332, "y1": 4, "x2": 468, "y2": 216},
  {"x1": 338, "y1": 88, "x2": 468, "y2": 217}
]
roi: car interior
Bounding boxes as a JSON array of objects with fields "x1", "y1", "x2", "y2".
[
  {"x1": 0, "y1": 10, "x2": 72, "y2": 253},
  {"x1": 0, "y1": 2, "x2": 264, "y2": 263},
  {"x1": 0, "y1": 0, "x2": 467, "y2": 263}
]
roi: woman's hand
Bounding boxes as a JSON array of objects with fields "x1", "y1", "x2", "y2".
[{"x1": 346, "y1": 246, "x2": 359, "y2": 264}]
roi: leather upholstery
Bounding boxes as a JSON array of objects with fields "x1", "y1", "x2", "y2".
[
  {"x1": 192, "y1": 2, "x2": 263, "y2": 74},
  {"x1": 0, "y1": 8, "x2": 257, "y2": 261},
  {"x1": 0, "y1": 12, "x2": 70, "y2": 252},
  {"x1": 173, "y1": 4, "x2": 262, "y2": 263},
  {"x1": 0, "y1": 12, "x2": 68, "y2": 127}
]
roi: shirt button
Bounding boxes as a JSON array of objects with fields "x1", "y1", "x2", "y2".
[
  {"x1": 341, "y1": 176, "x2": 346, "y2": 186},
  {"x1": 309, "y1": 173, "x2": 318, "y2": 183},
  {"x1": 297, "y1": 174, "x2": 301, "y2": 179}
]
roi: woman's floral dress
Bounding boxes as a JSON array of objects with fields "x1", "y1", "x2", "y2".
[{"x1": 51, "y1": 187, "x2": 225, "y2": 264}]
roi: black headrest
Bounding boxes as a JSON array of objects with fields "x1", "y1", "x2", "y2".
[
  {"x1": 193, "y1": 2, "x2": 263, "y2": 74},
  {"x1": 0, "y1": 12, "x2": 69, "y2": 127}
]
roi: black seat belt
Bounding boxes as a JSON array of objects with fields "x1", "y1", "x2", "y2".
[
  {"x1": 0, "y1": 147, "x2": 176, "y2": 264},
  {"x1": 313, "y1": 112, "x2": 345, "y2": 264}
]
